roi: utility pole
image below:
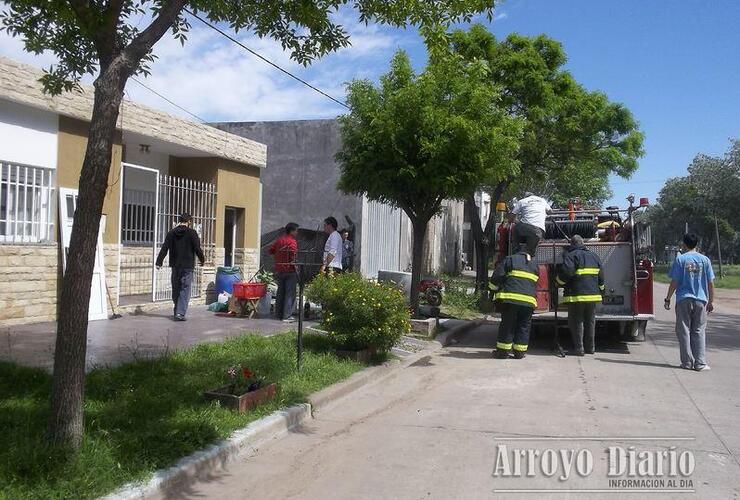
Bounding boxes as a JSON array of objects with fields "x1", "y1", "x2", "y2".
[{"x1": 714, "y1": 215, "x2": 724, "y2": 279}]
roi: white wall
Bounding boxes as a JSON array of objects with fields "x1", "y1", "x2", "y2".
[
  {"x1": 0, "y1": 99, "x2": 58, "y2": 168},
  {"x1": 123, "y1": 146, "x2": 169, "y2": 173}
]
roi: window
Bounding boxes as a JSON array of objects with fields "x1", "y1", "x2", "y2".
[
  {"x1": 121, "y1": 188, "x2": 155, "y2": 245},
  {"x1": 0, "y1": 162, "x2": 55, "y2": 244}
]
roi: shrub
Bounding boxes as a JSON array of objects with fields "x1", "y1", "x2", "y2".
[{"x1": 306, "y1": 272, "x2": 411, "y2": 351}]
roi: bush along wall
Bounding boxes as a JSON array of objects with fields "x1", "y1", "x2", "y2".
[{"x1": 306, "y1": 272, "x2": 411, "y2": 352}]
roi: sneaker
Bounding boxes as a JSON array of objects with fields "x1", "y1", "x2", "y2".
[
  {"x1": 174, "y1": 314, "x2": 186, "y2": 322},
  {"x1": 679, "y1": 364, "x2": 693, "y2": 370},
  {"x1": 694, "y1": 364, "x2": 711, "y2": 371},
  {"x1": 492, "y1": 350, "x2": 510, "y2": 359}
]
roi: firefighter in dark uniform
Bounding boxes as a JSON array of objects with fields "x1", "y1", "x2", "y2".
[
  {"x1": 490, "y1": 243, "x2": 540, "y2": 359},
  {"x1": 556, "y1": 235, "x2": 605, "y2": 356}
]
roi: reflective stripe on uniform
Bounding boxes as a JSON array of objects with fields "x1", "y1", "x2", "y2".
[
  {"x1": 496, "y1": 342, "x2": 513, "y2": 350},
  {"x1": 599, "y1": 284, "x2": 605, "y2": 291},
  {"x1": 495, "y1": 292, "x2": 537, "y2": 307},
  {"x1": 513, "y1": 343, "x2": 528, "y2": 352},
  {"x1": 562, "y1": 294, "x2": 603, "y2": 303},
  {"x1": 575, "y1": 268, "x2": 600, "y2": 275},
  {"x1": 507, "y1": 270, "x2": 539, "y2": 282}
]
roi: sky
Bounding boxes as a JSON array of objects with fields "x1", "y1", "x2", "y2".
[{"x1": 1, "y1": 0, "x2": 739, "y2": 208}]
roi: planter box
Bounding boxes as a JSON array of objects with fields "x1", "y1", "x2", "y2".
[
  {"x1": 203, "y1": 383, "x2": 277, "y2": 412},
  {"x1": 335, "y1": 347, "x2": 377, "y2": 363}
]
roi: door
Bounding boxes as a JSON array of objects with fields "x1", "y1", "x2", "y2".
[
  {"x1": 58, "y1": 188, "x2": 108, "y2": 321},
  {"x1": 224, "y1": 208, "x2": 236, "y2": 266}
]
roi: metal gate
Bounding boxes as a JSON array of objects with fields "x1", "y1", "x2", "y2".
[
  {"x1": 360, "y1": 197, "x2": 411, "y2": 278},
  {"x1": 153, "y1": 174, "x2": 216, "y2": 302}
]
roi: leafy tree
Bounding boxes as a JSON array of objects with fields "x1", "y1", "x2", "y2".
[
  {"x1": 0, "y1": 0, "x2": 495, "y2": 450},
  {"x1": 649, "y1": 140, "x2": 740, "y2": 264},
  {"x1": 337, "y1": 50, "x2": 521, "y2": 314},
  {"x1": 449, "y1": 25, "x2": 644, "y2": 292}
]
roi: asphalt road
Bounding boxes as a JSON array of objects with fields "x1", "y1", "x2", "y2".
[{"x1": 166, "y1": 284, "x2": 740, "y2": 500}]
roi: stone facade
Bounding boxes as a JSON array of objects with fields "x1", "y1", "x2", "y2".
[
  {"x1": 0, "y1": 245, "x2": 58, "y2": 326},
  {"x1": 103, "y1": 244, "x2": 119, "y2": 304},
  {"x1": 119, "y1": 245, "x2": 153, "y2": 297}
]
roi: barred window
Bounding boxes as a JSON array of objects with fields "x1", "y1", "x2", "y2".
[
  {"x1": 0, "y1": 162, "x2": 55, "y2": 244},
  {"x1": 121, "y1": 189, "x2": 155, "y2": 245}
]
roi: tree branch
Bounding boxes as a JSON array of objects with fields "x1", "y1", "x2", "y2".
[{"x1": 122, "y1": 0, "x2": 187, "y2": 72}]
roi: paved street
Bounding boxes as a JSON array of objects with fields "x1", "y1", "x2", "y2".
[{"x1": 167, "y1": 284, "x2": 740, "y2": 500}]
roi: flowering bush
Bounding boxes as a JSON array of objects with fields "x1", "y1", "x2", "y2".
[
  {"x1": 225, "y1": 364, "x2": 265, "y2": 395},
  {"x1": 306, "y1": 272, "x2": 411, "y2": 352}
]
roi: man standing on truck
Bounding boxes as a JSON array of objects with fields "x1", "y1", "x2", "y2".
[
  {"x1": 491, "y1": 243, "x2": 540, "y2": 359},
  {"x1": 663, "y1": 233, "x2": 715, "y2": 371},
  {"x1": 156, "y1": 213, "x2": 205, "y2": 321},
  {"x1": 557, "y1": 235, "x2": 605, "y2": 356},
  {"x1": 511, "y1": 192, "x2": 552, "y2": 257}
]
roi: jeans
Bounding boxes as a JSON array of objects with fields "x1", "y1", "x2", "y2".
[
  {"x1": 275, "y1": 271, "x2": 298, "y2": 320},
  {"x1": 513, "y1": 222, "x2": 544, "y2": 257},
  {"x1": 171, "y1": 267, "x2": 193, "y2": 317},
  {"x1": 568, "y1": 302, "x2": 597, "y2": 353},
  {"x1": 675, "y1": 299, "x2": 707, "y2": 369}
]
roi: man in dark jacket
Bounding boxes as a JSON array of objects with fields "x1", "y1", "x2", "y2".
[
  {"x1": 556, "y1": 235, "x2": 605, "y2": 355},
  {"x1": 490, "y1": 244, "x2": 540, "y2": 359},
  {"x1": 156, "y1": 213, "x2": 205, "y2": 321}
]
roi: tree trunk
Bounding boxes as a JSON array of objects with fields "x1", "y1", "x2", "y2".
[
  {"x1": 46, "y1": 67, "x2": 126, "y2": 449},
  {"x1": 409, "y1": 217, "x2": 430, "y2": 317}
]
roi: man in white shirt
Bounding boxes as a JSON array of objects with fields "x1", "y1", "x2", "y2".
[
  {"x1": 321, "y1": 216, "x2": 343, "y2": 274},
  {"x1": 510, "y1": 192, "x2": 552, "y2": 256}
]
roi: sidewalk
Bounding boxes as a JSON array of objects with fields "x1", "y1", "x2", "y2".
[{"x1": 1, "y1": 306, "x2": 311, "y2": 372}]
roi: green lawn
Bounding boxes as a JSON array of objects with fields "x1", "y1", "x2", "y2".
[
  {"x1": 0, "y1": 332, "x2": 362, "y2": 500},
  {"x1": 654, "y1": 264, "x2": 740, "y2": 289}
]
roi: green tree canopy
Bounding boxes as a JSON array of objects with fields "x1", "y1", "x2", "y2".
[
  {"x1": 448, "y1": 25, "x2": 644, "y2": 291},
  {"x1": 337, "y1": 50, "x2": 522, "y2": 311},
  {"x1": 649, "y1": 139, "x2": 740, "y2": 263}
]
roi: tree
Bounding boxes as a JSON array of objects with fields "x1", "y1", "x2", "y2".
[
  {"x1": 649, "y1": 139, "x2": 740, "y2": 263},
  {"x1": 449, "y1": 25, "x2": 644, "y2": 292},
  {"x1": 1, "y1": 0, "x2": 496, "y2": 450},
  {"x1": 336, "y1": 50, "x2": 521, "y2": 314}
]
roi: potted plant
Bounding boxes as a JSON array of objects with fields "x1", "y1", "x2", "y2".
[
  {"x1": 203, "y1": 365, "x2": 276, "y2": 412},
  {"x1": 254, "y1": 268, "x2": 276, "y2": 316},
  {"x1": 306, "y1": 272, "x2": 411, "y2": 362}
]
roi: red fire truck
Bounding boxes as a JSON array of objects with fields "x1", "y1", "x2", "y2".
[{"x1": 497, "y1": 195, "x2": 654, "y2": 341}]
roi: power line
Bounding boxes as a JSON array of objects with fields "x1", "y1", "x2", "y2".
[
  {"x1": 185, "y1": 8, "x2": 350, "y2": 110},
  {"x1": 130, "y1": 76, "x2": 207, "y2": 122}
]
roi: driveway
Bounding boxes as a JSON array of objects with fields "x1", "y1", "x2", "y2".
[
  {"x1": 167, "y1": 284, "x2": 740, "y2": 499},
  {"x1": 1, "y1": 306, "x2": 310, "y2": 372}
]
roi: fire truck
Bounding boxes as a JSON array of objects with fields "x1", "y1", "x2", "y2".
[{"x1": 497, "y1": 195, "x2": 654, "y2": 341}]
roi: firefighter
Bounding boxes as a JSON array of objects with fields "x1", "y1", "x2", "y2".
[
  {"x1": 490, "y1": 243, "x2": 540, "y2": 359},
  {"x1": 556, "y1": 235, "x2": 605, "y2": 356}
]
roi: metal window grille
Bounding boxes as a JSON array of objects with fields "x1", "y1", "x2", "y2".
[
  {"x1": 0, "y1": 161, "x2": 55, "y2": 244},
  {"x1": 121, "y1": 189, "x2": 155, "y2": 245}
]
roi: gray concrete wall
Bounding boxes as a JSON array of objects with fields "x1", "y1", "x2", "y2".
[{"x1": 211, "y1": 120, "x2": 362, "y2": 257}]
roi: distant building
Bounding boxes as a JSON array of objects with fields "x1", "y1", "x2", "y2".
[{"x1": 212, "y1": 119, "x2": 463, "y2": 278}]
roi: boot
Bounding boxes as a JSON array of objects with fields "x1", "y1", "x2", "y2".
[
  {"x1": 513, "y1": 351, "x2": 526, "y2": 359},
  {"x1": 492, "y1": 350, "x2": 510, "y2": 359}
]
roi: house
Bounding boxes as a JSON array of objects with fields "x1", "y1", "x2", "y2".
[
  {"x1": 0, "y1": 56, "x2": 266, "y2": 327},
  {"x1": 212, "y1": 119, "x2": 464, "y2": 278}
]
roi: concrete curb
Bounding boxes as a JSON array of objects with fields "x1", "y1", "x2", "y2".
[
  {"x1": 102, "y1": 321, "x2": 482, "y2": 500},
  {"x1": 102, "y1": 404, "x2": 312, "y2": 500}
]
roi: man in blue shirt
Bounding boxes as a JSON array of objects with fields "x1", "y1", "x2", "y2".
[{"x1": 664, "y1": 233, "x2": 715, "y2": 371}]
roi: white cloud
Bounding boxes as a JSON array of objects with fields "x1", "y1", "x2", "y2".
[{"x1": 1, "y1": 10, "x2": 409, "y2": 122}]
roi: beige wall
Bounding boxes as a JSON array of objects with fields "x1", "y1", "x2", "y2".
[
  {"x1": 0, "y1": 245, "x2": 58, "y2": 326},
  {"x1": 57, "y1": 116, "x2": 123, "y2": 244},
  {"x1": 171, "y1": 156, "x2": 261, "y2": 249}
]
